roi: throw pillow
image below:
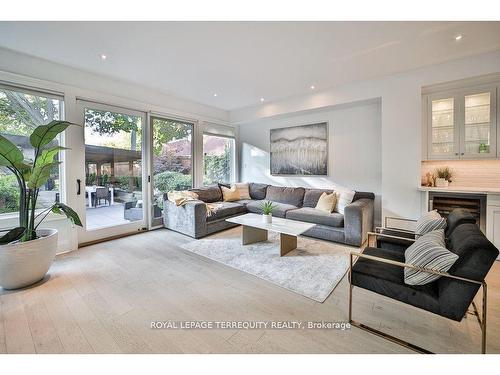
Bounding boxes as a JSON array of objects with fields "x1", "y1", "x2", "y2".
[
  {"x1": 335, "y1": 190, "x2": 355, "y2": 215},
  {"x1": 189, "y1": 185, "x2": 222, "y2": 203},
  {"x1": 404, "y1": 229, "x2": 458, "y2": 285},
  {"x1": 421, "y1": 228, "x2": 446, "y2": 247},
  {"x1": 315, "y1": 192, "x2": 337, "y2": 213},
  {"x1": 415, "y1": 210, "x2": 447, "y2": 237},
  {"x1": 221, "y1": 185, "x2": 241, "y2": 202},
  {"x1": 234, "y1": 183, "x2": 251, "y2": 200}
]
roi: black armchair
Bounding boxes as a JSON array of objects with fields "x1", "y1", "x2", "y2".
[{"x1": 349, "y1": 209, "x2": 498, "y2": 354}]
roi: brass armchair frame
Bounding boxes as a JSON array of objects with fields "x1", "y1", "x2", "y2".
[
  {"x1": 349, "y1": 232, "x2": 488, "y2": 354},
  {"x1": 367, "y1": 230, "x2": 416, "y2": 248}
]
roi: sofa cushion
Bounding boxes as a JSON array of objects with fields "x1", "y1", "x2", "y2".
[
  {"x1": 377, "y1": 229, "x2": 415, "y2": 252},
  {"x1": 206, "y1": 202, "x2": 246, "y2": 222},
  {"x1": 447, "y1": 223, "x2": 499, "y2": 280},
  {"x1": 445, "y1": 208, "x2": 476, "y2": 238},
  {"x1": 248, "y1": 183, "x2": 269, "y2": 200},
  {"x1": 301, "y1": 224, "x2": 345, "y2": 243},
  {"x1": 246, "y1": 200, "x2": 298, "y2": 218},
  {"x1": 286, "y1": 207, "x2": 344, "y2": 227},
  {"x1": 265, "y1": 185, "x2": 305, "y2": 207},
  {"x1": 233, "y1": 199, "x2": 255, "y2": 206},
  {"x1": 303, "y1": 188, "x2": 334, "y2": 208},
  {"x1": 352, "y1": 247, "x2": 440, "y2": 315},
  {"x1": 189, "y1": 185, "x2": 222, "y2": 203}
]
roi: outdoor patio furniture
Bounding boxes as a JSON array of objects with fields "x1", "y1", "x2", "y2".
[
  {"x1": 93, "y1": 187, "x2": 111, "y2": 207},
  {"x1": 123, "y1": 201, "x2": 142, "y2": 221},
  {"x1": 85, "y1": 186, "x2": 115, "y2": 207}
]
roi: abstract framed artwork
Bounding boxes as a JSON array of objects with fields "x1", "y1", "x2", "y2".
[{"x1": 270, "y1": 122, "x2": 328, "y2": 175}]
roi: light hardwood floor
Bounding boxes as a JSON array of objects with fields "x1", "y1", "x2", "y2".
[{"x1": 1, "y1": 227, "x2": 499, "y2": 354}]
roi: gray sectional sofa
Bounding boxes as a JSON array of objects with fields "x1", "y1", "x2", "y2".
[{"x1": 163, "y1": 183, "x2": 374, "y2": 246}]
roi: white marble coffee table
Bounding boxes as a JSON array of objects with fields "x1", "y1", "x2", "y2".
[{"x1": 226, "y1": 213, "x2": 316, "y2": 256}]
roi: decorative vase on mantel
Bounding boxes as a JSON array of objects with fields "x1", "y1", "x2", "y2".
[{"x1": 435, "y1": 178, "x2": 449, "y2": 188}]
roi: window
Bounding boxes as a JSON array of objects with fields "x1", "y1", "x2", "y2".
[
  {"x1": 203, "y1": 133, "x2": 235, "y2": 185},
  {"x1": 151, "y1": 117, "x2": 193, "y2": 222},
  {"x1": 0, "y1": 85, "x2": 64, "y2": 215}
]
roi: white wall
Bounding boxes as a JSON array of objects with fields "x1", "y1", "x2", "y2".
[
  {"x1": 233, "y1": 50, "x2": 500, "y2": 221},
  {"x1": 239, "y1": 100, "x2": 382, "y2": 224}
]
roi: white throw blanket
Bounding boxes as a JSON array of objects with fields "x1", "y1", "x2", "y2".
[{"x1": 167, "y1": 191, "x2": 222, "y2": 216}]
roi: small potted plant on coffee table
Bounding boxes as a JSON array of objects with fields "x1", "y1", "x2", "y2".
[{"x1": 260, "y1": 201, "x2": 276, "y2": 223}]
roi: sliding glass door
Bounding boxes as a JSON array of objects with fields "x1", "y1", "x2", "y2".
[
  {"x1": 76, "y1": 101, "x2": 148, "y2": 243},
  {"x1": 150, "y1": 116, "x2": 193, "y2": 227}
]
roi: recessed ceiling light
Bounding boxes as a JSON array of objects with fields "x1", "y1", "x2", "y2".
[
  {"x1": 310, "y1": 85, "x2": 315, "y2": 90},
  {"x1": 455, "y1": 34, "x2": 463, "y2": 41},
  {"x1": 260, "y1": 98, "x2": 265, "y2": 102},
  {"x1": 100, "y1": 54, "x2": 107, "y2": 60},
  {"x1": 213, "y1": 93, "x2": 218, "y2": 97}
]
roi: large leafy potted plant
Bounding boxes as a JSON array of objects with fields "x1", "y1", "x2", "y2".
[{"x1": 0, "y1": 120, "x2": 82, "y2": 289}]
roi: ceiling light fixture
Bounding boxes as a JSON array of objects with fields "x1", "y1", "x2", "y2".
[
  {"x1": 310, "y1": 85, "x2": 315, "y2": 90},
  {"x1": 213, "y1": 93, "x2": 218, "y2": 97},
  {"x1": 455, "y1": 34, "x2": 463, "y2": 41},
  {"x1": 100, "y1": 54, "x2": 107, "y2": 60},
  {"x1": 260, "y1": 98, "x2": 265, "y2": 102}
]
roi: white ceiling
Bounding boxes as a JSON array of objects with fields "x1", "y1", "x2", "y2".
[{"x1": 1, "y1": 21, "x2": 500, "y2": 111}]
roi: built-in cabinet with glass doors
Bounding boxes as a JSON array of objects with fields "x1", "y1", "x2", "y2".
[{"x1": 427, "y1": 85, "x2": 498, "y2": 160}]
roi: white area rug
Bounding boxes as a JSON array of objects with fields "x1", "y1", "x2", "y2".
[{"x1": 181, "y1": 227, "x2": 360, "y2": 302}]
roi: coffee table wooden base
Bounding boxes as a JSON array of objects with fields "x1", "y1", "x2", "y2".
[
  {"x1": 241, "y1": 225, "x2": 297, "y2": 256},
  {"x1": 279, "y1": 233, "x2": 297, "y2": 256},
  {"x1": 242, "y1": 225, "x2": 268, "y2": 245}
]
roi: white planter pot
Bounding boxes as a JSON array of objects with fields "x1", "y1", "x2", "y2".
[
  {"x1": 0, "y1": 229, "x2": 58, "y2": 290},
  {"x1": 435, "y1": 178, "x2": 449, "y2": 188},
  {"x1": 262, "y1": 214, "x2": 272, "y2": 223}
]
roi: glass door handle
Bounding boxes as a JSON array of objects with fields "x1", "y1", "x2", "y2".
[{"x1": 77, "y1": 179, "x2": 81, "y2": 195}]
